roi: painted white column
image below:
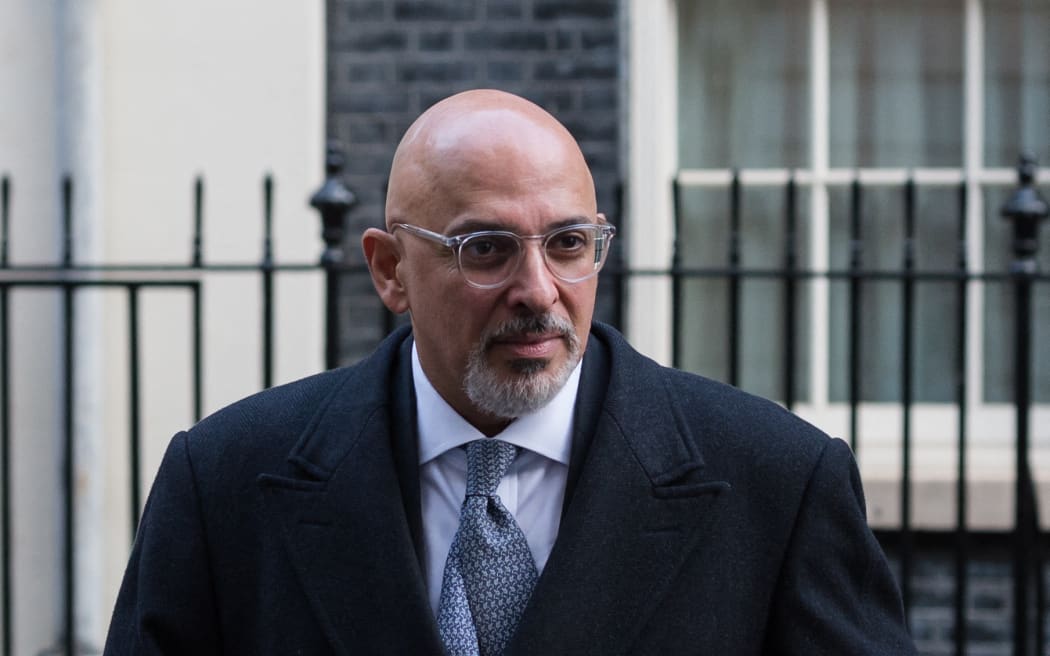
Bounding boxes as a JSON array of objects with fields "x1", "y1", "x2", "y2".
[
  {"x1": 807, "y1": 0, "x2": 831, "y2": 410},
  {"x1": 1, "y1": 1, "x2": 70, "y2": 652},
  {"x1": 57, "y1": 0, "x2": 110, "y2": 650},
  {"x1": 627, "y1": 0, "x2": 678, "y2": 364},
  {"x1": 963, "y1": 0, "x2": 985, "y2": 412}
]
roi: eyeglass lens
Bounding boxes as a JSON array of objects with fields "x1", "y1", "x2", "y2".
[{"x1": 458, "y1": 225, "x2": 609, "y2": 287}]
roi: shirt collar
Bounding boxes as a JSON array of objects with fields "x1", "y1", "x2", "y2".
[{"x1": 413, "y1": 341, "x2": 580, "y2": 467}]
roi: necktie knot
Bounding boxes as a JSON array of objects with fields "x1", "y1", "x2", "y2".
[{"x1": 465, "y1": 439, "x2": 517, "y2": 497}]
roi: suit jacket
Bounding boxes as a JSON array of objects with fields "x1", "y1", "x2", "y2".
[{"x1": 104, "y1": 322, "x2": 915, "y2": 655}]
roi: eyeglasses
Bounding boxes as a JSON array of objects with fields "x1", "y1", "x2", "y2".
[{"x1": 391, "y1": 221, "x2": 617, "y2": 289}]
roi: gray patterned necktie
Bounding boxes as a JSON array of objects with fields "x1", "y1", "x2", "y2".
[{"x1": 437, "y1": 439, "x2": 539, "y2": 656}]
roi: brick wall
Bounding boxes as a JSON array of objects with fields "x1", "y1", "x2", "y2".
[
  {"x1": 326, "y1": 0, "x2": 623, "y2": 361},
  {"x1": 883, "y1": 544, "x2": 1050, "y2": 656}
]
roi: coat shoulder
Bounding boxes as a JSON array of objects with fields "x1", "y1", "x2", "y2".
[
  {"x1": 181, "y1": 327, "x2": 410, "y2": 476},
  {"x1": 592, "y1": 322, "x2": 836, "y2": 475},
  {"x1": 663, "y1": 364, "x2": 829, "y2": 450}
]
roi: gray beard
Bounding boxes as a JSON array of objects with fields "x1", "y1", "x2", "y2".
[{"x1": 463, "y1": 313, "x2": 581, "y2": 420}]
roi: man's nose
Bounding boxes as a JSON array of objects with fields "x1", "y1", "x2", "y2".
[{"x1": 504, "y1": 241, "x2": 558, "y2": 312}]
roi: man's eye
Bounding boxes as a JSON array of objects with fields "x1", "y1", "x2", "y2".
[
  {"x1": 548, "y1": 232, "x2": 588, "y2": 254},
  {"x1": 466, "y1": 239, "x2": 495, "y2": 256},
  {"x1": 461, "y1": 236, "x2": 515, "y2": 263}
]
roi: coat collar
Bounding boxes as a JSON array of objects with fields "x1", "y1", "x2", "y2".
[
  {"x1": 508, "y1": 324, "x2": 730, "y2": 655},
  {"x1": 259, "y1": 323, "x2": 729, "y2": 655},
  {"x1": 257, "y1": 326, "x2": 442, "y2": 655}
]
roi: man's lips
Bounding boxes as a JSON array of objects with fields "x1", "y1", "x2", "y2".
[{"x1": 490, "y1": 332, "x2": 565, "y2": 358}]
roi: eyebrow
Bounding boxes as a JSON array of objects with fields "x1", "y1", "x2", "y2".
[{"x1": 445, "y1": 216, "x2": 594, "y2": 236}]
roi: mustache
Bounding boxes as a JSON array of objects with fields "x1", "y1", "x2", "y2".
[{"x1": 483, "y1": 313, "x2": 575, "y2": 345}]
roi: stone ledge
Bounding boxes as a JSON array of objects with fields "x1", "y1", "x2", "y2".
[{"x1": 864, "y1": 475, "x2": 1050, "y2": 530}]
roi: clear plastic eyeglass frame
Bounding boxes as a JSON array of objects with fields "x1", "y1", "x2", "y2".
[{"x1": 390, "y1": 221, "x2": 617, "y2": 289}]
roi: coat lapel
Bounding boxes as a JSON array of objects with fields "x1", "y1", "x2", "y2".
[
  {"x1": 258, "y1": 328, "x2": 443, "y2": 655},
  {"x1": 510, "y1": 326, "x2": 731, "y2": 655}
]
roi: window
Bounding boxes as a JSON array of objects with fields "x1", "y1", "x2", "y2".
[{"x1": 628, "y1": 0, "x2": 1049, "y2": 527}]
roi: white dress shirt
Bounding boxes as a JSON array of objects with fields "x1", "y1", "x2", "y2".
[{"x1": 413, "y1": 343, "x2": 580, "y2": 617}]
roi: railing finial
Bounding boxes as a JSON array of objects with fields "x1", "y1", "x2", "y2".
[
  {"x1": 309, "y1": 142, "x2": 357, "y2": 267},
  {"x1": 1000, "y1": 153, "x2": 1048, "y2": 269}
]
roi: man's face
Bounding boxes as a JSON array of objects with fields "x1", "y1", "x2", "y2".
[{"x1": 391, "y1": 113, "x2": 600, "y2": 432}]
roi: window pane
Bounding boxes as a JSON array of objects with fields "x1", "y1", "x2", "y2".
[
  {"x1": 826, "y1": 185, "x2": 962, "y2": 403},
  {"x1": 676, "y1": 184, "x2": 812, "y2": 403},
  {"x1": 984, "y1": 0, "x2": 1050, "y2": 167},
  {"x1": 829, "y1": 0, "x2": 963, "y2": 167},
  {"x1": 828, "y1": 186, "x2": 902, "y2": 402},
  {"x1": 677, "y1": 0, "x2": 809, "y2": 168},
  {"x1": 675, "y1": 184, "x2": 732, "y2": 381}
]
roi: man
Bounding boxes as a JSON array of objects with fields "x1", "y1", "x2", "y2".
[{"x1": 105, "y1": 90, "x2": 916, "y2": 655}]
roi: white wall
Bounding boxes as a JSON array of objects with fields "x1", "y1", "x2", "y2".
[
  {"x1": 0, "y1": 0, "x2": 325, "y2": 651},
  {"x1": 0, "y1": 2, "x2": 74, "y2": 651}
]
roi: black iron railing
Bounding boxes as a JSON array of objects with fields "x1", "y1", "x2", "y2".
[
  {"x1": 0, "y1": 168, "x2": 372, "y2": 655},
  {"x1": 0, "y1": 150, "x2": 1044, "y2": 654},
  {"x1": 669, "y1": 157, "x2": 1047, "y2": 656}
]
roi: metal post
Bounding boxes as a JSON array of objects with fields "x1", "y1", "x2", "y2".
[
  {"x1": 0, "y1": 175, "x2": 10, "y2": 656},
  {"x1": 848, "y1": 177, "x2": 863, "y2": 453},
  {"x1": 60, "y1": 176, "x2": 76, "y2": 656},
  {"x1": 128, "y1": 286, "x2": 142, "y2": 539},
  {"x1": 261, "y1": 175, "x2": 275, "y2": 389},
  {"x1": 954, "y1": 180, "x2": 970, "y2": 656},
  {"x1": 783, "y1": 173, "x2": 798, "y2": 411},
  {"x1": 727, "y1": 170, "x2": 741, "y2": 388},
  {"x1": 900, "y1": 176, "x2": 916, "y2": 620},
  {"x1": 192, "y1": 177, "x2": 204, "y2": 268},
  {"x1": 671, "y1": 177, "x2": 683, "y2": 370},
  {"x1": 309, "y1": 143, "x2": 356, "y2": 370},
  {"x1": 999, "y1": 154, "x2": 1047, "y2": 656}
]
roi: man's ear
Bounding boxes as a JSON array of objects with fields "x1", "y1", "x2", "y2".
[{"x1": 362, "y1": 228, "x2": 409, "y2": 314}]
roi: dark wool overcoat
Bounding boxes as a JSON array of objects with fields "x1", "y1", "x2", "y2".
[{"x1": 104, "y1": 323, "x2": 916, "y2": 655}]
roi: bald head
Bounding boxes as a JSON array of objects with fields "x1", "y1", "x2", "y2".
[{"x1": 385, "y1": 89, "x2": 596, "y2": 229}]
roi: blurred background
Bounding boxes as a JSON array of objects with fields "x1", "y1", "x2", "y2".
[{"x1": 0, "y1": 1, "x2": 1047, "y2": 654}]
